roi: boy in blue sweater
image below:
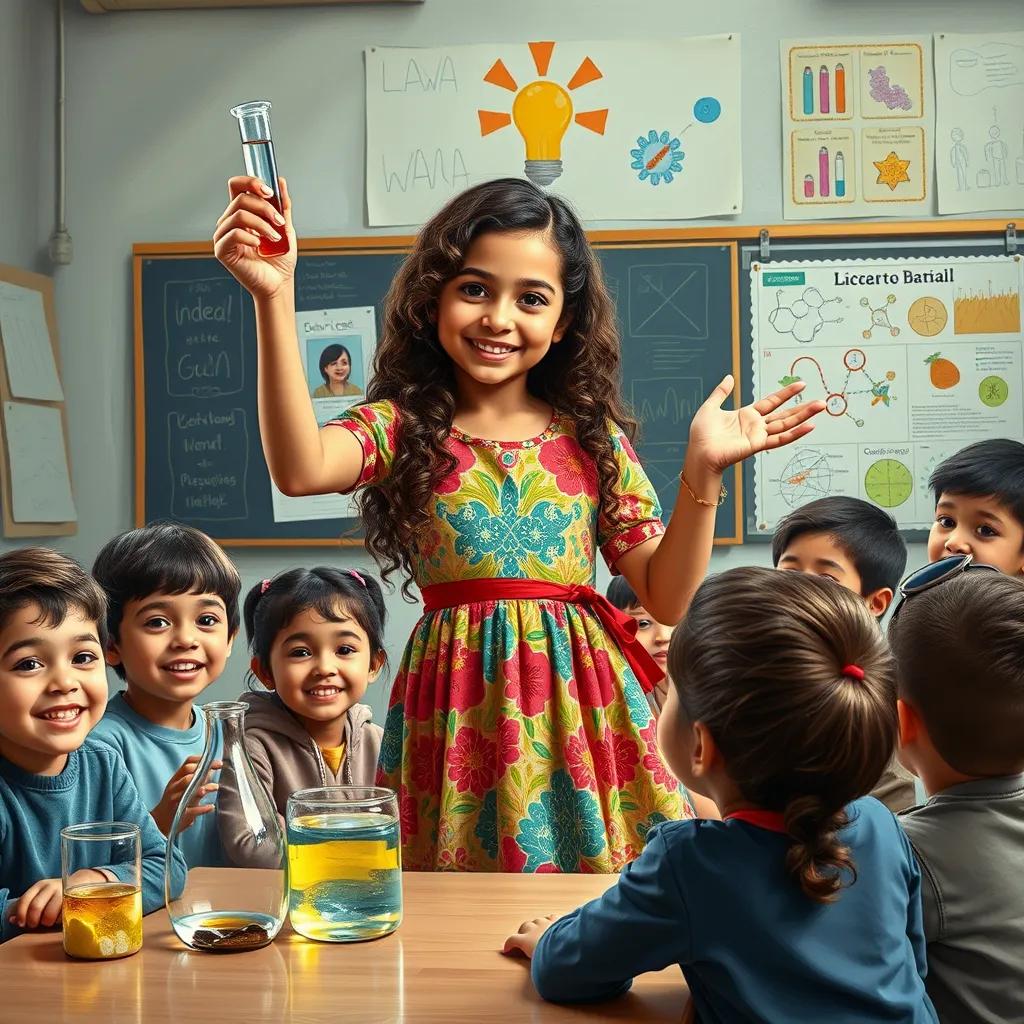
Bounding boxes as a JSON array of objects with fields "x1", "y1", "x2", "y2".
[
  {"x1": 91, "y1": 523, "x2": 240, "y2": 868},
  {"x1": 0, "y1": 547, "x2": 184, "y2": 942}
]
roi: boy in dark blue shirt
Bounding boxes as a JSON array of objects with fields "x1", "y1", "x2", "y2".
[{"x1": 0, "y1": 548, "x2": 184, "y2": 943}]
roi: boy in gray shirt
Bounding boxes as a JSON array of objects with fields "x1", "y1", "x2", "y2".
[{"x1": 889, "y1": 565, "x2": 1024, "y2": 1024}]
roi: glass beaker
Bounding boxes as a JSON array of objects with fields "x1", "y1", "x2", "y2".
[
  {"x1": 61, "y1": 822, "x2": 143, "y2": 960},
  {"x1": 286, "y1": 786, "x2": 402, "y2": 942},
  {"x1": 165, "y1": 701, "x2": 287, "y2": 952},
  {"x1": 229, "y1": 99, "x2": 290, "y2": 258}
]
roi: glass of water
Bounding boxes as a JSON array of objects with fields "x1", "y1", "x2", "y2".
[
  {"x1": 286, "y1": 786, "x2": 402, "y2": 943},
  {"x1": 61, "y1": 822, "x2": 143, "y2": 960}
]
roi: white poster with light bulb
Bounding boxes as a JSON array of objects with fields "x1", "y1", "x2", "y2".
[{"x1": 364, "y1": 36, "x2": 741, "y2": 226}]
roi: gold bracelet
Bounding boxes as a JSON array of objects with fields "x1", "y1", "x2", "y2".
[{"x1": 679, "y1": 472, "x2": 727, "y2": 508}]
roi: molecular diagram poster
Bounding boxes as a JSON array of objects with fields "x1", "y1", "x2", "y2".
[
  {"x1": 780, "y1": 37, "x2": 933, "y2": 220},
  {"x1": 750, "y1": 255, "x2": 1024, "y2": 531},
  {"x1": 935, "y1": 31, "x2": 1024, "y2": 215},
  {"x1": 364, "y1": 37, "x2": 741, "y2": 226}
]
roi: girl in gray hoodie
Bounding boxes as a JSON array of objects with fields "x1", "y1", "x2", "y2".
[{"x1": 218, "y1": 567, "x2": 387, "y2": 867}]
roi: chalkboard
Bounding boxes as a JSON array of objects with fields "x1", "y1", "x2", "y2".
[{"x1": 134, "y1": 235, "x2": 741, "y2": 546}]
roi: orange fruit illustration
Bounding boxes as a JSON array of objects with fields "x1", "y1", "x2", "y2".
[{"x1": 924, "y1": 352, "x2": 960, "y2": 390}]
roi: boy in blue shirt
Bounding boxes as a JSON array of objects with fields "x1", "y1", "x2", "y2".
[
  {"x1": 926, "y1": 439, "x2": 1024, "y2": 575},
  {"x1": 91, "y1": 522, "x2": 240, "y2": 868},
  {"x1": 0, "y1": 547, "x2": 184, "y2": 942}
]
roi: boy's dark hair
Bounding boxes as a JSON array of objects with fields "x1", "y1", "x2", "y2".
[
  {"x1": 92, "y1": 522, "x2": 241, "y2": 678},
  {"x1": 889, "y1": 571, "x2": 1024, "y2": 776},
  {"x1": 244, "y1": 567, "x2": 388, "y2": 682},
  {"x1": 670, "y1": 567, "x2": 896, "y2": 905},
  {"x1": 0, "y1": 547, "x2": 108, "y2": 648},
  {"x1": 929, "y1": 439, "x2": 1024, "y2": 531},
  {"x1": 606, "y1": 575, "x2": 641, "y2": 612},
  {"x1": 772, "y1": 496, "x2": 908, "y2": 596}
]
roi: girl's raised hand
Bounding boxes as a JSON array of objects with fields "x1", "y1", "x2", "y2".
[
  {"x1": 688, "y1": 375, "x2": 825, "y2": 474},
  {"x1": 213, "y1": 176, "x2": 297, "y2": 299}
]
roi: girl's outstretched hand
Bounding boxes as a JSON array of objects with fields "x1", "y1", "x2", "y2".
[
  {"x1": 213, "y1": 176, "x2": 297, "y2": 299},
  {"x1": 688, "y1": 375, "x2": 825, "y2": 474}
]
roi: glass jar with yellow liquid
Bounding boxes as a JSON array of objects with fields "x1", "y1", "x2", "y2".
[
  {"x1": 286, "y1": 787, "x2": 402, "y2": 942},
  {"x1": 60, "y1": 822, "x2": 143, "y2": 960}
]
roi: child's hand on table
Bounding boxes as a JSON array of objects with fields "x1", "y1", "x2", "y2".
[
  {"x1": 8, "y1": 869, "x2": 108, "y2": 929},
  {"x1": 502, "y1": 914, "x2": 559, "y2": 959}
]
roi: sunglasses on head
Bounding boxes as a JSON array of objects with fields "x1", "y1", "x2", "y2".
[{"x1": 889, "y1": 553, "x2": 1000, "y2": 623}]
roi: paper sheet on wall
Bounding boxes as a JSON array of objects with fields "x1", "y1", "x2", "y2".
[
  {"x1": 0, "y1": 283, "x2": 64, "y2": 401},
  {"x1": 935, "y1": 31, "x2": 1024, "y2": 215},
  {"x1": 365, "y1": 36, "x2": 741, "y2": 226},
  {"x1": 780, "y1": 38, "x2": 933, "y2": 220},
  {"x1": 270, "y1": 305, "x2": 375, "y2": 523},
  {"x1": 3, "y1": 401, "x2": 77, "y2": 522},
  {"x1": 749, "y1": 255, "x2": 1024, "y2": 531}
]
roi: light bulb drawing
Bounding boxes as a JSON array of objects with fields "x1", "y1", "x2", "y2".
[{"x1": 477, "y1": 41, "x2": 608, "y2": 187}]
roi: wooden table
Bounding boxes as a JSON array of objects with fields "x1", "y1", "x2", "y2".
[{"x1": 0, "y1": 869, "x2": 689, "y2": 1023}]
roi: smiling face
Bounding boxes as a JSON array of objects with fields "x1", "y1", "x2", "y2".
[
  {"x1": 927, "y1": 492, "x2": 1024, "y2": 576},
  {"x1": 0, "y1": 603, "x2": 108, "y2": 775},
  {"x1": 106, "y1": 591, "x2": 234, "y2": 710},
  {"x1": 256, "y1": 603, "x2": 384, "y2": 744},
  {"x1": 325, "y1": 351, "x2": 351, "y2": 385},
  {"x1": 435, "y1": 230, "x2": 570, "y2": 394}
]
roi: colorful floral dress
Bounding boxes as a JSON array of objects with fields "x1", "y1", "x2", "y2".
[{"x1": 332, "y1": 401, "x2": 690, "y2": 872}]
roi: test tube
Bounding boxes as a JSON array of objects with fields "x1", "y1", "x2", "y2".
[
  {"x1": 835, "y1": 151, "x2": 846, "y2": 197},
  {"x1": 803, "y1": 174, "x2": 815, "y2": 198},
  {"x1": 819, "y1": 146, "x2": 830, "y2": 197},
  {"x1": 229, "y1": 100, "x2": 289, "y2": 258},
  {"x1": 819, "y1": 65, "x2": 830, "y2": 114},
  {"x1": 802, "y1": 66, "x2": 814, "y2": 115}
]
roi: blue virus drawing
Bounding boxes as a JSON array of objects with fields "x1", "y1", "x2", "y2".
[
  {"x1": 693, "y1": 96, "x2": 722, "y2": 124},
  {"x1": 630, "y1": 130, "x2": 684, "y2": 186}
]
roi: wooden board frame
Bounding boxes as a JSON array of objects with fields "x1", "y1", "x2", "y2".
[
  {"x1": 0, "y1": 263, "x2": 76, "y2": 538},
  {"x1": 133, "y1": 218, "x2": 1012, "y2": 546}
]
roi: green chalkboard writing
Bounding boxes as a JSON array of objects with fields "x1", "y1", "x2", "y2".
[{"x1": 135, "y1": 236, "x2": 741, "y2": 545}]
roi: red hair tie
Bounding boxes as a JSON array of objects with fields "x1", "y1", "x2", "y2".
[
  {"x1": 260, "y1": 578, "x2": 272, "y2": 595},
  {"x1": 841, "y1": 664, "x2": 865, "y2": 681}
]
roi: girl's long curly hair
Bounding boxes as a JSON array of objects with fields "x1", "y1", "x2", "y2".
[{"x1": 361, "y1": 178, "x2": 637, "y2": 596}]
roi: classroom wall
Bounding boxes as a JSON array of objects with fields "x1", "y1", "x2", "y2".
[
  {"x1": 7, "y1": 0, "x2": 1021, "y2": 718},
  {"x1": 0, "y1": 0, "x2": 56, "y2": 555}
]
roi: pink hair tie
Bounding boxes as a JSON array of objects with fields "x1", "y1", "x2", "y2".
[
  {"x1": 260, "y1": 578, "x2": 272, "y2": 595},
  {"x1": 841, "y1": 664, "x2": 865, "y2": 681},
  {"x1": 347, "y1": 569, "x2": 367, "y2": 588}
]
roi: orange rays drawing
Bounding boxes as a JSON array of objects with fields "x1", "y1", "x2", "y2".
[{"x1": 477, "y1": 41, "x2": 609, "y2": 141}]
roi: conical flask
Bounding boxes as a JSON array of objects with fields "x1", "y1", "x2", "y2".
[{"x1": 165, "y1": 701, "x2": 287, "y2": 952}]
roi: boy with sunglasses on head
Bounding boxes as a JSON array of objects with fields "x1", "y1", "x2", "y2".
[
  {"x1": 927, "y1": 439, "x2": 1024, "y2": 575},
  {"x1": 772, "y1": 496, "x2": 915, "y2": 811},
  {"x1": 889, "y1": 558, "x2": 1024, "y2": 1024}
]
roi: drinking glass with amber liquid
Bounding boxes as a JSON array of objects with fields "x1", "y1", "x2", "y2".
[{"x1": 61, "y1": 822, "x2": 143, "y2": 960}]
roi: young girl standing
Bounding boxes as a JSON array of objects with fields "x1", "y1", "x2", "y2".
[
  {"x1": 217, "y1": 568, "x2": 386, "y2": 868},
  {"x1": 507, "y1": 568, "x2": 937, "y2": 1022},
  {"x1": 214, "y1": 176, "x2": 822, "y2": 871}
]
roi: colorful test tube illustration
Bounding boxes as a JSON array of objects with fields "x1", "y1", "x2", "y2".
[
  {"x1": 835, "y1": 63, "x2": 846, "y2": 113},
  {"x1": 819, "y1": 146, "x2": 830, "y2": 197},
  {"x1": 802, "y1": 66, "x2": 814, "y2": 114},
  {"x1": 819, "y1": 65, "x2": 830, "y2": 114},
  {"x1": 804, "y1": 174, "x2": 815, "y2": 198},
  {"x1": 835, "y1": 151, "x2": 846, "y2": 197}
]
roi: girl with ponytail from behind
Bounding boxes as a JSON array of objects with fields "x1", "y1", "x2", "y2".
[{"x1": 506, "y1": 567, "x2": 937, "y2": 1023}]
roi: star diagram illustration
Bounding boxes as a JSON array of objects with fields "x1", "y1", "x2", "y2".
[{"x1": 873, "y1": 150, "x2": 911, "y2": 191}]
